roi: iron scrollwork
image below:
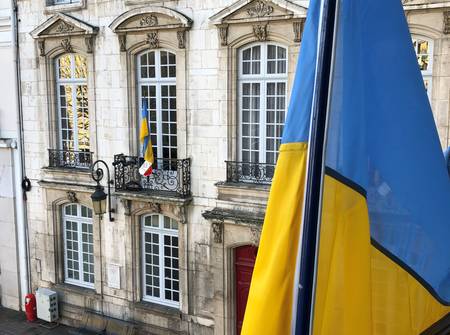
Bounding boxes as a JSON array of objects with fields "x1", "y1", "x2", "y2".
[
  {"x1": 226, "y1": 161, "x2": 275, "y2": 185},
  {"x1": 48, "y1": 149, "x2": 93, "y2": 169},
  {"x1": 113, "y1": 154, "x2": 191, "y2": 198}
]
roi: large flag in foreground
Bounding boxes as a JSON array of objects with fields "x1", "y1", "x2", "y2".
[
  {"x1": 243, "y1": 0, "x2": 450, "y2": 333},
  {"x1": 240, "y1": 0, "x2": 320, "y2": 332}
]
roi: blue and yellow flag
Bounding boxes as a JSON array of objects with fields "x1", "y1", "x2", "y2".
[
  {"x1": 139, "y1": 100, "x2": 154, "y2": 176},
  {"x1": 243, "y1": 0, "x2": 450, "y2": 333},
  {"x1": 241, "y1": 0, "x2": 320, "y2": 332}
]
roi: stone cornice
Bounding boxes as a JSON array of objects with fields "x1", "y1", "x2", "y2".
[
  {"x1": 109, "y1": 6, "x2": 192, "y2": 34},
  {"x1": 30, "y1": 12, "x2": 98, "y2": 39},
  {"x1": 209, "y1": 0, "x2": 307, "y2": 25}
]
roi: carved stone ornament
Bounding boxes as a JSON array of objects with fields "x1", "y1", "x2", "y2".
[
  {"x1": 147, "y1": 31, "x2": 159, "y2": 49},
  {"x1": 253, "y1": 24, "x2": 268, "y2": 41},
  {"x1": 121, "y1": 199, "x2": 131, "y2": 216},
  {"x1": 118, "y1": 34, "x2": 126, "y2": 52},
  {"x1": 61, "y1": 38, "x2": 73, "y2": 52},
  {"x1": 56, "y1": 21, "x2": 75, "y2": 34},
  {"x1": 218, "y1": 25, "x2": 228, "y2": 46},
  {"x1": 169, "y1": 205, "x2": 187, "y2": 224},
  {"x1": 67, "y1": 191, "x2": 78, "y2": 203},
  {"x1": 140, "y1": 15, "x2": 158, "y2": 27},
  {"x1": 146, "y1": 202, "x2": 161, "y2": 213},
  {"x1": 212, "y1": 221, "x2": 223, "y2": 244},
  {"x1": 247, "y1": 0, "x2": 274, "y2": 17},
  {"x1": 444, "y1": 11, "x2": 450, "y2": 35},
  {"x1": 177, "y1": 30, "x2": 186, "y2": 49},
  {"x1": 250, "y1": 227, "x2": 261, "y2": 246},
  {"x1": 293, "y1": 20, "x2": 304, "y2": 43},
  {"x1": 85, "y1": 36, "x2": 94, "y2": 53},
  {"x1": 38, "y1": 40, "x2": 45, "y2": 56}
]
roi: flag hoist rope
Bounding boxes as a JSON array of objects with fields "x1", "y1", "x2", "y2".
[{"x1": 292, "y1": 0, "x2": 340, "y2": 334}]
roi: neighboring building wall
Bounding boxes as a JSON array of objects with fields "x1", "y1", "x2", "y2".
[
  {"x1": 0, "y1": 0, "x2": 21, "y2": 310},
  {"x1": 405, "y1": 1, "x2": 450, "y2": 148},
  {"x1": 15, "y1": 0, "x2": 450, "y2": 334}
]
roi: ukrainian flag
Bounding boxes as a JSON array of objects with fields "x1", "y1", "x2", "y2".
[
  {"x1": 241, "y1": 0, "x2": 320, "y2": 332},
  {"x1": 243, "y1": 0, "x2": 450, "y2": 333},
  {"x1": 140, "y1": 99, "x2": 154, "y2": 165}
]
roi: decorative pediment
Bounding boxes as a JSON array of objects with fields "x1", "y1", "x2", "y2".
[
  {"x1": 30, "y1": 13, "x2": 98, "y2": 56},
  {"x1": 30, "y1": 13, "x2": 98, "y2": 39},
  {"x1": 210, "y1": 0, "x2": 307, "y2": 46},
  {"x1": 109, "y1": 7, "x2": 192, "y2": 51},
  {"x1": 210, "y1": 0, "x2": 307, "y2": 25}
]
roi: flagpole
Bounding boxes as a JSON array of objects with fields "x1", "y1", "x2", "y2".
[{"x1": 294, "y1": 0, "x2": 338, "y2": 333}]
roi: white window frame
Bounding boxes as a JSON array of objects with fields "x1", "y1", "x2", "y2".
[
  {"x1": 62, "y1": 203, "x2": 94, "y2": 289},
  {"x1": 53, "y1": 0, "x2": 80, "y2": 4},
  {"x1": 141, "y1": 214, "x2": 180, "y2": 308},
  {"x1": 237, "y1": 42, "x2": 288, "y2": 164},
  {"x1": 412, "y1": 35, "x2": 434, "y2": 100},
  {"x1": 137, "y1": 49, "x2": 177, "y2": 161},
  {"x1": 55, "y1": 53, "x2": 89, "y2": 152}
]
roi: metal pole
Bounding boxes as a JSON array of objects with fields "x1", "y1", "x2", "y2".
[{"x1": 294, "y1": 0, "x2": 338, "y2": 333}]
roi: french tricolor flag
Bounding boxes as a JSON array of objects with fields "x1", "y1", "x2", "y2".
[{"x1": 139, "y1": 160, "x2": 153, "y2": 177}]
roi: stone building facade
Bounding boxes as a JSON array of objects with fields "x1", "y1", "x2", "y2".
[{"x1": 15, "y1": 0, "x2": 450, "y2": 334}]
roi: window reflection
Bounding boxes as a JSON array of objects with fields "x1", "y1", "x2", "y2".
[{"x1": 56, "y1": 54, "x2": 89, "y2": 153}]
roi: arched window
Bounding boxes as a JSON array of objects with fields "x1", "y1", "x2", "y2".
[
  {"x1": 137, "y1": 50, "x2": 177, "y2": 165},
  {"x1": 62, "y1": 203, "x2": 94, "y2": 288},
  {"x1": 412, "y1": 36, "x2": 433, "y2": 99},
  {"x1": 141, "y1": 214, "x2": 179, "y2": 308},
  {"x1": 56, "y1": 54, "x2": 89, "y2": 153},
  {"x1": 238, "y1": 43, "x2": 288, "y2": 166}
]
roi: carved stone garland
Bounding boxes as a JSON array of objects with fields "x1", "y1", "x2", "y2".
[
  {"x1": 177, "y1": 30, "x2": 186, "y2": 49},
  {"x1": 212, "y1": 221, "x2": 224, "y2": 244},
  {"x1": 218, "y1": 25, "x2": 228, "y2": 46},
  {"x1": 61, "y1": 38, "x2": 73, "y2": 53},
  {"x1": 140, "y1": 15, "x2": 158, "y2": 27},
  {"x1": 444, "y1": 11, "x2": 450, "y2": 35},
  {"x1": 56, "y1": 21, "x2": 75, "y2": 34},
  {"x1": 253, "y1": 24, "x2": 268, "y2": 41},
  {"x1": 293, "y1": 20, "x2": 304, "y2": 43},
  {"x1": 147, "y1": 31, "x2": 160, "y2": 49},
  {"x1": 38, "y1": 40, "x2": 45, "y2": 57},
  {"x1": 247, "y1": 0, "x2": 274, "y2": 17}
]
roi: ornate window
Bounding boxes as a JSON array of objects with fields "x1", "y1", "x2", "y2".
[
  {"x1": 412, "y1": 36, "x2": 433, "y2": 99},
  {"x1": 137, "y1": 50, "x2": 177, "y2": 163},
  {"x1": 56, "y1": 54, "x2": 89, "y2": 153},
  {"x1": 141, "y1": 214, "x2": 180, "y2": 308},
  {"x1": 238, "y1": 43, "x2": 288, "y2": 165},
  {"x1": 62, "y1": 203, "x2": 94, "y2": 288}
]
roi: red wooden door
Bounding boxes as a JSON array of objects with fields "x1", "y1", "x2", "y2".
[{"x1": 235, "y1": 245, "x2": 258, "y2": 334}]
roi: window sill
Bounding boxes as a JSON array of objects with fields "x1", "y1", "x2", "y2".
[
  {"x1": 45, "y1": 0, "x2": 86, "y2": 14},
  {"x1": 216, "y1": 181, "x2": 270, "y2": 206},
  {"x1": 133, "y1": 300, "x2": 181, "y2": 319},
  {"x1": 52, "y1": 282, "x2": 99, "y2": 297}
]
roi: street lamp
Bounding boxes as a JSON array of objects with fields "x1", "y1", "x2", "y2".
[{"x1": 90, "y1": 160, "x2": 115, "y2": 221}]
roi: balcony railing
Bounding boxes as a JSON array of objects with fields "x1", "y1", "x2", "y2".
[
  {"x1": 48, "y1": 149, "x2": 93, "y2": 170},
  {"x1": 225, "y1": 161, "x2": 275, "y2": 185},
  {"x1": 113, "y1": 154, "x2": 191, "y2": 198}
]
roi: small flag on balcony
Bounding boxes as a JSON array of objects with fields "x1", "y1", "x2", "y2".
[{"x1": 139, "y1": 99, "x2": 154, "y2": 177}]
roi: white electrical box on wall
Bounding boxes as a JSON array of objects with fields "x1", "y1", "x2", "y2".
[{"x1": 36, "y1": 288, "x2": 59, "y2": 322}]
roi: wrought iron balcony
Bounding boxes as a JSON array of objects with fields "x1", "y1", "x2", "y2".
[
  {"x1": 225, "y1": 161, "x2": 275, "y2": 185},
  {"x1": 48, "y1": 149, "x2": 93, "y2": 170},
  {"x1": 113, "y1": 154, "x2": 191, "y2": 198}
]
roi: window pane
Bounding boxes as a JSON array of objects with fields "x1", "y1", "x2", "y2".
[
  {"x1": 74, "y1": 55, "x2": 87, "y2": 79},
  {"x1": 58, "y1": 55, "x2": 71, "y2": 79}
]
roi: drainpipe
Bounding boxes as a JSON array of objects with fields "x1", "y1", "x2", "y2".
[{"x1": 11, "y1": 0, "x2": 32, "y2": 308}]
